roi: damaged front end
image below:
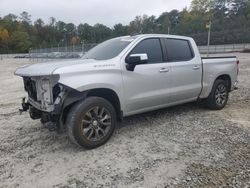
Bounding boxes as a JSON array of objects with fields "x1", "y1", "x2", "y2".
[
  {"x1": 19, "y1": 75, "x2": 68, "y2": 132},
  {"x1": 19, "y1": 75, "x2": 86, "y2": 132}
]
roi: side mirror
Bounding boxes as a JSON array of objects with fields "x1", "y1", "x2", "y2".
[{"x1": 126, "y1": 53, "x2": 148, "y2": 71}]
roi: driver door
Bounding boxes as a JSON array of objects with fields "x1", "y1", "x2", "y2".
[{"x1": 122, "y1": 38, "x2": 171, "y2": 115}]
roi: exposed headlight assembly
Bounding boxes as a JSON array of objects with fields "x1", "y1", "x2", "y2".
[{"x1": 27, "y1": 75, "x2": 60, "y2": 111}]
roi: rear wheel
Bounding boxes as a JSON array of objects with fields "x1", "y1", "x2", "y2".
[
  {"x1": 205, "y1": 79, "x2": 229, "y2": 110},
  {"x1": 66, "y1": 97, "x2": 117, "y2": 149}
]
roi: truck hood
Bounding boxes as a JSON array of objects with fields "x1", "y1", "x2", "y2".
[{"x1": 15, "y1": 59, "x2": 96, "y2": 77}]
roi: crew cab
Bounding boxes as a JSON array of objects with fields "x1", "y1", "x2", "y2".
[{"x1": 15, "y1": 34, "x2": 239, "y2": 149}]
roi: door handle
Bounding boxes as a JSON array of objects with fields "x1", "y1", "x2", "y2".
[
  {"x1": 193, "y1": 65, "x2": 200, "y2": 70},
  {"x1": 159, "y1": 68, "x2": 170, "y2": 73}
]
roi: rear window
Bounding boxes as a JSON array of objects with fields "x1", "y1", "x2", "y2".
[{"x1": 164, "y1": 38, "x2": 194, "y2": 62}]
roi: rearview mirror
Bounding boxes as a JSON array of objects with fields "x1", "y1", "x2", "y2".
[{"x1": 126, "y1": 53, "x2": 148, "y2": 71}]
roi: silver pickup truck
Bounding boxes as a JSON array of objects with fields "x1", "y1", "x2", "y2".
[{"x1": 15, "y1": 34, "x2": 239, "y2": 149}]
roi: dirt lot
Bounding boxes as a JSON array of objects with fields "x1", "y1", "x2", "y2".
[{"x1": 0, "y1": 54, "x2": 249, "y2": 188}]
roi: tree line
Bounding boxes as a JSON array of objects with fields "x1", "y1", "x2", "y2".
[{"x1": 0, "y1": 0, "x2": 250, "y2": 53}]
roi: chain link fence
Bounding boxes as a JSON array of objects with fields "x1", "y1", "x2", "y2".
[
  {"x1": 198, "y1": 43, "x2": 250, "y2": 54},
  {"x1": 26, "y1": 43, "x2": 250, "y2": 61},
  {"x1": 1, "y1": 42, "x2": 250, "y2": 61},
  {"x1": 28, "y1": 43, "x2": 97, "y2": 61}
]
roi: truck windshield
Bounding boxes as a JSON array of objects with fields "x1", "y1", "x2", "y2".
[{"x1": 82, "y1": 37, "x2": 135, "y2": 60}]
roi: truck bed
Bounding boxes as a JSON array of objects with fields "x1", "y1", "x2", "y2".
[
  {"x1": 199, "y1": 56, "x2": 238, "y2": 99},
  {"x1": 202, "y1": 56, "x2": 236, "y2": 59}
]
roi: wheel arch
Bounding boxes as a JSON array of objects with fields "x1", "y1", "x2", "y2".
[
  {"x1": 200, "y1": 73, "x2": 232, "y2": 99},
  {"x1": 62, "y1": 87, "x2": 123, "y2": 124},
  {"x1": 86, "y1": 88, "x2": 123, "y2": 121},
  {"x1": 215, "y1": 74, "x2": 231, "y2": 91}
]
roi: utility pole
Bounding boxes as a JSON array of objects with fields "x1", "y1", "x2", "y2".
[
  {"x1": 206, "y1": 21, "x2": 211, "y2": 57},
  {"x1": 81, "y1": 40, "x2": 84, "y2": 54}
]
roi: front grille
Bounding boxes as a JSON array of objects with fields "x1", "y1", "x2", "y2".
[{"x1": 23, "y1": 77, "x2": 37, "y2": 101}]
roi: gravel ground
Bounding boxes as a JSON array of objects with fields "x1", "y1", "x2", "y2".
[{"x1": 0, "y1": 53, "x2": 249, "y2": 188}]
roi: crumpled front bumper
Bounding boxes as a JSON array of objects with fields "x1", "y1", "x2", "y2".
[
  {"x1": 18, "y1": 85, "x2": 86, "y2": 132},
  {"x1": 19, "y1": 97, "x2": 58, "y2": 114},
  {"x1": 19, "y1": 96, "x2": 63, "y2": 131}
]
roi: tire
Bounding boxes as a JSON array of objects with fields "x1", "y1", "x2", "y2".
[
  {"x1": 66, "y1": 97, "x2": 117, "y2": 149},
  {"x1": 205, "y1": 79, "x2": 229, "y2": 110}
]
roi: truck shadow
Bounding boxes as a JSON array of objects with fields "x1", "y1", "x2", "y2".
[{"x1": 118, "y1": 102, "x2": 206, "y2": 130}]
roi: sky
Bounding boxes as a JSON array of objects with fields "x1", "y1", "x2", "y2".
[{"x1": 0, "y1": 0, "x2": 192, "y2": 27}]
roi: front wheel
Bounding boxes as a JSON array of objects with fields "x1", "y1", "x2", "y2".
[
  {"x1": 66, "y1": 97, "x2": 117, "y2": 149},
  {"x1": 205, "y1": 79, "x2": 229, "y2": 110}
]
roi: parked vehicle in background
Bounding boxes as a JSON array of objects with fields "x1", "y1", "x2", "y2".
[{"x1": 15, "y1": 34, "x2": 239, "y2": 149}]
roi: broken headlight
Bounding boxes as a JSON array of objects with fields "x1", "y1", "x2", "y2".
[{"x1": 41, "y1": 78, "x2": 52, "y2": 104}]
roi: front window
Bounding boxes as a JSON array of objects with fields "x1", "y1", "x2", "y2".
[
  {"x1": 130, "y1": 38, "x2": 163, "y2": 64},
  {"x1": 82, "y1": 37, "x2": 135, "y2": 60}
]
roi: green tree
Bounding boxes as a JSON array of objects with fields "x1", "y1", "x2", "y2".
[
  {"x1": 78, "y1": 23, "x2": 94, "y2": 43},
  {"x1": 11, "y1": 31, "x2": 32, "y2": 52},
  {"x1": 113, "y1": 23, "x2": 128, "y2": 37},
  {"x1": 65, "y1": 23, "x2": 76, "y2": 44},
  {"x1": 92, "y1": 24, "x2": 112, "y2": 43},
  {"x1": 0, "y1": 27, "x2": 10, "y2": 53},
  {"x1": 1, "y1": 1, "x2": 250, "y2": 54},
  {"x1": 191, "y1": 0, "x2": 213, "y2": 12},
  {"x1": 20, "y1": 11, "x2": 31, "y2": 24},
  {"x1": 157, "y1": 12, "x2": 171, "y2": 34}
]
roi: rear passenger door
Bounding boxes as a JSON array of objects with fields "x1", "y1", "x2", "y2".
[{"x1": 164, "y1": 38, "x2": 202, "y2": 102}]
